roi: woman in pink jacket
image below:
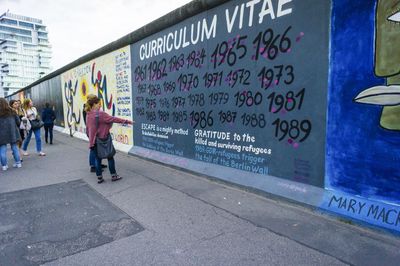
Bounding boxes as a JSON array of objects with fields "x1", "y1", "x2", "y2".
[{"x1": 85, "y1": 95, "x2": 133, "y2": 183}]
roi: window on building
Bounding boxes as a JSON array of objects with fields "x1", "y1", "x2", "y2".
[
  {"x1": 0, "y1": 18, "x2": 17, "y2": 26},
  {"x1": 0, "y1": 25, "x2": 32, "y2": 36},
  {"x1": 19, "y1": 21, "x2": 34, "y2": 29},
  {"x1": 35, "y1": 25, "x2": 46, "y2": 31}
]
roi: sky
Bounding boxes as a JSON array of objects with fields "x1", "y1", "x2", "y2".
[{"x1": 0, "y1": 0, "x2": 192, "y2": 70}]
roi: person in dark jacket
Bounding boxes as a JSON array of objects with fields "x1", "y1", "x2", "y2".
[
  {"x1": 9, "y1": 99, "x2": 25, "y2": 160},
  {"x1": 41, "y1": 103, "x2": 56, "y2": 144},
  {"x1": 0, "y1": 98, "x2": 22, "y2": 171}
]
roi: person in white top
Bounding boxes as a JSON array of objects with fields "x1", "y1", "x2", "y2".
[{"x1": 21, "y1": 98, "x2": 45, "y2": 156}]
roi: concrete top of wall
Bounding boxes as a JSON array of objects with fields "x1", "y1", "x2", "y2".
[{"x1": 8, "y1": 0, "x2": 230, "y2": 97}]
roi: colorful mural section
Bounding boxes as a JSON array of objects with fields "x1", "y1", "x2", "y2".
[
  {"x1": 323, "y1": 0, "x2": 400, "y2": 232},
  {"x1": 61, "y1": 46, "x2": 133, "y2": 152}
]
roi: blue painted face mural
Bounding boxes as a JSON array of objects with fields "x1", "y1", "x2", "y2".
[
  {"x1": 327, "y1": 0, "x2": 400, "y2": 203},
  {"x1": 354, "y1": 0, "x2": 400, "y2": 130}
]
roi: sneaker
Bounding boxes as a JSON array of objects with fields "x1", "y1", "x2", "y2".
[
  {"x1": 2, "y1": 165, "x2": 8, "y2": 171},
  {"x1": 23, "y1": 152, "x2": 29, "y2": 156},
  {"x1": 13, "y1": 163, "x2": 22, "y2": 168},
  {"x1": 38, "y1": 152, "x2": 46, "y2": 156},
  {"x1": 111, "y1": 175, "x2": 122, "y2": 182},
  {"x1": 97, "y1": 176, "x2": 104, "y2": 184}
]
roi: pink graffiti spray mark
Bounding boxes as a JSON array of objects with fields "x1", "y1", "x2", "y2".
[
  {"x1": 288, "y1": 139, "x2": 300, "y2": 148},
  {"x1": 296, "y1": 32, "x2": 304, "y2": 42},
  {"x1": 267, "y1": 80, "x2": 275, "y2": 89}
]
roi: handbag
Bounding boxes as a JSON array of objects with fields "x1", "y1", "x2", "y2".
[
  {"x1": 20, "y1": 117, "x2": 31, "y2": 131},
  {"x1": 30, "y1": 119, "x2": 44, "y2": 130},
  {"x1": 95, "y1": 111, "x2": 116, "y2": 159}
]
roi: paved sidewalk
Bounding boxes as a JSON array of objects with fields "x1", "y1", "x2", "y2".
[{"x1": 0, "y1": 132, "x2": 399, "y2": 266}]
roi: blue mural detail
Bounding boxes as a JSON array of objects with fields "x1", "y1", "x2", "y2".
[
  {"x1": 327, "y1": 1, "x2": 400, "y2": 203},
  {"x1": 322, "y1": 191, "x2": 400, "y2": 232}
]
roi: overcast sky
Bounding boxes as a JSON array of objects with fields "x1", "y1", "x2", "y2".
[{"x1": 1, "y1": 0, "x2": 192, "y2": 70}]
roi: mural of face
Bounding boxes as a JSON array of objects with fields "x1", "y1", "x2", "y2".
[{"x1": 354, "y1": 0, "x2": 400, "y2": 130}]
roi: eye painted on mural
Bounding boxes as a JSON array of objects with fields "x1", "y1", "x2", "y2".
[{"x1": 388, "y1": 11, "x2": 400, "y2": 22}]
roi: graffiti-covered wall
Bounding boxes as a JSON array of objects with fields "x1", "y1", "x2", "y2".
[
  {"x1": 131, "y1": 0, "x2": 330, "y2": 187},
  {"x1": 6, "y1": 0, "x2": 400, "y2": 234},
  {"x1": 128, "y1": 0, "x2": 400, "y2": 233},
  {"x1": 60, "y1": 46, "x2": 133, "y2": 152}
]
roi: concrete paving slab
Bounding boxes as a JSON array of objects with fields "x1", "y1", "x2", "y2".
[{"x1": 0, "y1": 180, "x2": 143, "y2": 265}]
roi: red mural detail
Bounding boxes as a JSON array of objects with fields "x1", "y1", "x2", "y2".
[{"x1": 91, "y1": 63, "x2": 115, "y2": 116}]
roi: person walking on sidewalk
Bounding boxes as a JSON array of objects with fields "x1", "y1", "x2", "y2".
[
  {"x1": 83, "y1": 95, "x2": 107, "y2": 173},
  {"x1": 21, "y1": 98, "x2": 45, "y2": 156},
  {"x1": 0, "y1": 98, "x2": 22, "y2": 170},
  {"x1": 85, "y1": 95, "x2": 133, "y2": 183},
  {"x1": 41, "y1": 102, "x2": 56, "y2": 144},
  {"x1": 9, "y1": 99, "x2": 25, "y2": 160}
]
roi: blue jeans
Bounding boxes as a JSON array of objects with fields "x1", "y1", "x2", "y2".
[
  {"x1": 0, "y1": 143, "x2": 21, "y2": 166},
  {"x1": 22, "y1": 128, "x2": 42, "y2": 152},
  {"x1": 89, "y1": 148, "x2": 96, "y2": 167},
  {"x1": 92, "y1": 147, "x2": 116, "y2": 177}
]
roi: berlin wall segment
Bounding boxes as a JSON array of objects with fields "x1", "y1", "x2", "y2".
[
  {"x1": 131, "y1": 0, "x2": 400, "y2": 234},
  {"x1": 131, "y1": 0, "x2": 329, "y2": 188},
  {"x1": 59, "y1": 47, "x2": 133, "y2": 152}
]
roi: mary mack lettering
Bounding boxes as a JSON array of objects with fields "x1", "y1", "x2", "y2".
[
  {"x1": 328, "y1": 195, "x2": 400, "y2": 227},
  {"x1": 139, "y1": 0, "x2": 293, "y2": 60}
]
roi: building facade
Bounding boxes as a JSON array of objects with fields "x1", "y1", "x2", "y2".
[{"x1": 0, "y1": 12, "x2": 52, "y2": 97}]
